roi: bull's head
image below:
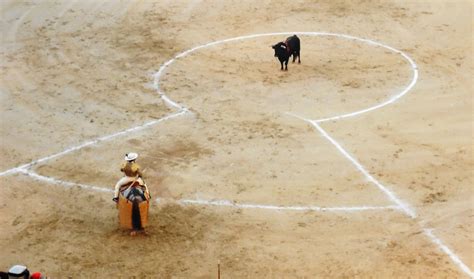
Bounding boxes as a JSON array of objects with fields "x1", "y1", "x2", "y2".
[{"x1": 272, "y1": 43, "x2": 286, "y2": 57}]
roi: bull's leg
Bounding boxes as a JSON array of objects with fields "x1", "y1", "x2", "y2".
[
  {"x1": 280, "y1": 61, "x2": 284, "y2": 70},
  {"x1": 285, "y1": 59, "x2": 288, "y2": 71},
  {"x1": 298, "y1": 51, "x2": 301, "y2": 63},
  {"x1": 292, "y1": 53, "x2": 296, "y2": 63}
]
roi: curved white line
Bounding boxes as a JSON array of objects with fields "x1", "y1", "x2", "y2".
[
  {"x1": 1, "y1": 32, "x2": 415, "y2": 176},
  {"x1": 314, "y1": 48, "x2": 418, "y2": 123},
  {"x1": 3, "y1": 30, "x2": 470, "y2": 277},
  {"x1": 153, "y1": 32, "x2": 418, "y2": 123},
  {"x1": 6, "y1": 3, "x2": 35, "y2": 42}
]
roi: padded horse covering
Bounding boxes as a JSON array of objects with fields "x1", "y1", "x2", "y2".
[{"x1": 118, "y1": 193, "x2": 149, "y2": 229}]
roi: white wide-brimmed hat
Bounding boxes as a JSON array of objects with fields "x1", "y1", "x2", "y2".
[{"x1": 124, "y1": 152, "x2": 138, "y2": 161}]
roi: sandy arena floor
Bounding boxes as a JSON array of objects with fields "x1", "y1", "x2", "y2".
[{"x1": 0, "y1": 0, "x2": 473, "y2": 278}]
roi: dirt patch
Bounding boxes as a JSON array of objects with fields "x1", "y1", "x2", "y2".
[{"x1": 0, "y1": 0, "x2": 472, "y2": 277}]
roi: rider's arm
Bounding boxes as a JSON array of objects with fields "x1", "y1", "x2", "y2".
[{"x1": 133, "y1": 163, "x2": 143, "y2": 177}]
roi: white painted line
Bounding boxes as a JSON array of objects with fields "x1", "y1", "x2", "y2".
[
  {"x1": 423, "y1": 228, "x2": 474, "y2": 278},
  {"x1": 290, "y1": 114, "x2": 473, "y2": 277},
  {"x1": 4, "y1": 30, "x2": 471, "y2": 277},
  {"x1": 7, "y1": 3, "x2": 35, "y2": 42},
  {"x1": 20, "y1": 169, "x2": 113, "y2": 193},
  {"x1": 0, "y1": 110, "x2": 187, "y2": 177},
  {"x1": 313, "y1": 57, "x2": 418, "y2": 123},
  {"x1": 179, "y1": 198, "x2": 401, "y2": 212},
  {"x1": 297, "y1": 33, "x2": 418, "y2": 123},
  {"x1": 20, "y1": 162, "x2": 473, "y2": 278},
  {"x1": 309, "y1": 120, "x2": 416, "y2": 218},
  {"x1": 152, "y1": 32, "x2": 418, "y2": 124},
  {"x1": 285, "y1": 111, "x2": 312, "y2": 122},
  {"x1": 2, "y1": 32, "x2": 416, "y2": 177},
  {"x1": 19, "y1": 170, "x2": 399, "y2": 213}
]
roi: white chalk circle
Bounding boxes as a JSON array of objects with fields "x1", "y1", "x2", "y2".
[
  {"x1": 6, "y1": 32, "x2": 420, "y2": 214},
  {"x1": 153, "y1": 32, "x2": 418, "y2": 123}
]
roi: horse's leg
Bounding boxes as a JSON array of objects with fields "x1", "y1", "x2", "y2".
[
  {"x1": 292, "y1": 53, "x2": 296, "y2": 63},
  {"x1": 131, "y1": 199, "x2": 142, "y2": 233}
]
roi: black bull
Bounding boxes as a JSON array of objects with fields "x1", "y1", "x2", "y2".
[{"x1": 272, "y1": 35, "x2": 301, "y2": 70}]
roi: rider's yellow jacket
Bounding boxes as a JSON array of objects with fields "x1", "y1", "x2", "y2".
[{"x1": 121, "y1": 161, "x2": 142, "y2": 177}]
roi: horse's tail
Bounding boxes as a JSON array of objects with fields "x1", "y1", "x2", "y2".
[{"x1": 131, "y1": 199, "x2": 142, "y2": 230}]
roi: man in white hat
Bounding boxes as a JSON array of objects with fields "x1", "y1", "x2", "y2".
[{"x1": 113, "y1": 152, "x2": 147, "y2": 202}]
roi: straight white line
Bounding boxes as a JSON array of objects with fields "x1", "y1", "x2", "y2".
[
  {"x1": 309, "y1": 120, "x2": 416, "y2": 218},
  {"x1": 20, "y1": 169, "x2": 113, "y2": 193},
  {"x1": 0, "y1": 110, "x2": 187, "y2": 177},
  {"x1": 424, "y1": 228, "x2": 474, "y2": 278},
  {"x1": 20, "y1": 159, "x2": 474, "y2": 277},
  {"x1": 4, "y1": 30, "x2": 471, "y2": 277},
  {"x1": 287, "y1": 113, "x2": 474, "y2": 278},
  {"x1": 290, "y1": 114, "x2": 473, "y2": 277},
  {"x1": 179, "y1": 198, "x2": 401, "y2": 212},
  {"x1": 19, "y1": 170, "x2": 399, "y2": 213},
  {"x1": 20, "y1": 154, "x2": 474, "y2": 277}
]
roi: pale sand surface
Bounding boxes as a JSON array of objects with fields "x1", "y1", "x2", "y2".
[{"x1": 0, "y1": 0, "x2": 472, "y2": 277}]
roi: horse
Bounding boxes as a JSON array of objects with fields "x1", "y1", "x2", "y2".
[{"x1": 117, "y1": 180, "x2": 150, "y2": 235}]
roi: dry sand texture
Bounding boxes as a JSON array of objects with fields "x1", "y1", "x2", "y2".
[{"x1": 0, "y1": 0, "x2": 472, "y2": 278}]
